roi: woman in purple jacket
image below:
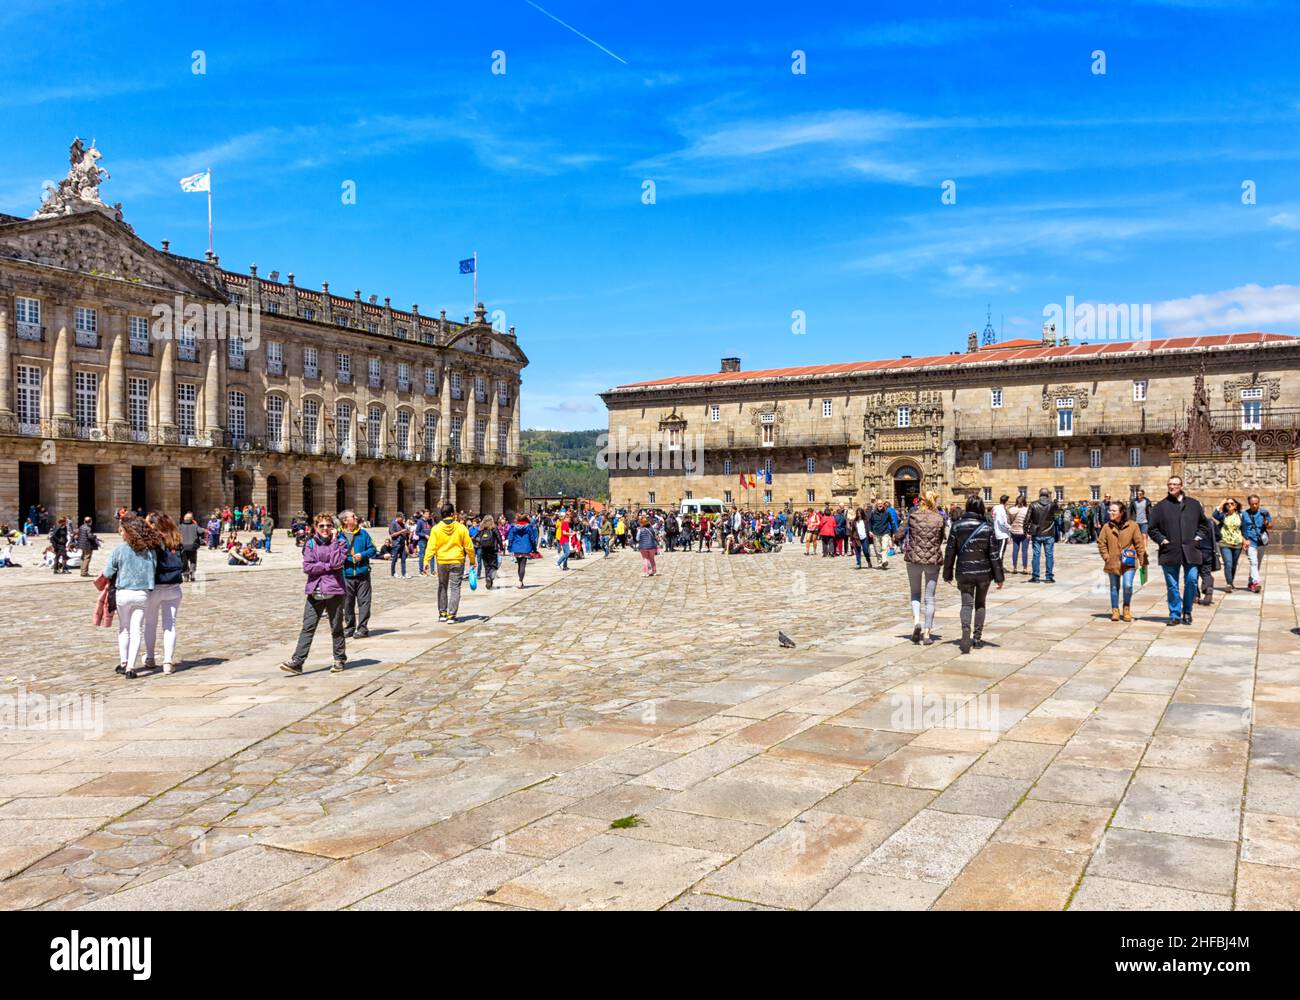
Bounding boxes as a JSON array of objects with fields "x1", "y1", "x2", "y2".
[{"x1": 281, "y1": 512, "x2": 349, "y2": 675}]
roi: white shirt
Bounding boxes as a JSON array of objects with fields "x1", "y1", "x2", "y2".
[{"x1": 992, "y1": 504, "x2": 1011, "y2": 540}]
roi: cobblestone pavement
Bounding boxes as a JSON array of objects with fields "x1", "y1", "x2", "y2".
[{"x1": 1, "y1": 540, "x2": 1298, "y2": 911}]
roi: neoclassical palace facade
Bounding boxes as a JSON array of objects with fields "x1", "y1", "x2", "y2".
[
  {"x1": 602, "y1": 330, "x2": 1300, "y2": 541},
  {"x1": 0, "y1": 146, "x2": 527, "y2": 529}
]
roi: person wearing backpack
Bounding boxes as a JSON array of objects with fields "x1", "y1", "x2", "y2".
[
  {"x1": 1096, "y1": 500, "x2": 1147, "y2": 623},
  {"x1": 943, "y1": 495, "x2": 1005, "y2": 654},
  {"x1": 423, "y1": 503, "x2": 475, "y2": 622},
  {"x1": 144, "y1": 512, "x2": 186, "y2": 673}
]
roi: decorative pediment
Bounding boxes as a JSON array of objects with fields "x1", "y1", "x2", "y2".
[
  {"x1": 658, "y1": 406, "x2": 687, "y2": 430},
  {"x1": 748, "y1": 402, "x2": 784, "y2": 427},
  {"x1": 1223, "y1": 373, "x2": 1281, "y2": 403},
  {"x1": 0, "y1": 212, "x2": 220, "y2": 299},
  {"x1": 445, "y1": 327, "x2": 528, "y2": 365},
  {"x1": 1041, "y1": 384, "x2": 1090, "y2": 409}
]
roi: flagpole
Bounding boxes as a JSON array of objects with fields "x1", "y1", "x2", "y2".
[
  {"x1": 473, "y1": 250, "x2": 478, "y2": 307},
  {"x1": 206, "y1": 166, "x2": 213, "y2": 255}
]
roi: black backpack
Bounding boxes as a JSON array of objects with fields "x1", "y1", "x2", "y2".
[{"x1": 156, "y1": 547, "x2": 184, "y2": 585}]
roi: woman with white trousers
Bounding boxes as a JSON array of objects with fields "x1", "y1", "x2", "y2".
[
  {"x1": 100, "y1": 514, "x2": 160, "y2": 680},
  {"x1": 144, "y1": 512, "x2": 186, "y2": 674}
]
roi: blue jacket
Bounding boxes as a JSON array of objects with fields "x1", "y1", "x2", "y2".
[
  {"x1": 341, "y1": 528, "x2": 377, "y2": 578},
  {"x1": 103, "y1": 542, "x2": 157, "y2": 591},
  {"x1": 1241, "y1": 508, "x2": 1270, "y2": 543},
  {"x1": 506, "y1": 521, "x2": 538, "y2": 554}
]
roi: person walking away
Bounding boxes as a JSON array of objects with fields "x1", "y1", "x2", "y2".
[
  {"x1": 818, "y1": 506, "x2": 836, "y2": 556},
  {"x1": 507, "y1": 513, "x2": 538, "y2": 588},
  {"x1": 178, "y1": 512, "x2": 201, "y2": 582},
  {"x1": 1213, "y1": 498, "x2": 1243, "y2": 592},
  {"x1": 388, "y1": 515, "x2": 410, "y2": 578},
  {"x1": 1241, "y1": 494, "x2": 1271, "y2": 594},
  {"x1": 261, "y1": 512, "x2": 274, "y2": 554},
  {"x1": 1196, "y1": 510, "x2": 1220, "y2": 607},
  {"x1": 143, "y1": 512, "x2": 185, "y2": 673},
  {"x1": 1129, "y1": 489, "x2": 1152, "y2": 538},
  {"x1": 869, "y1": 500, "x2": 895, "y2": 568},
  {"x1": 423, "y1": 503, "x2": 474, "y2": 622},
  {"x1": 49, "y1": 516, "x2": 70, "y2": 574},
  {"x1": 991, "y1": 495, "x2": 1011, "y2": 565},
  {"x1": 1007, "y1": 495, "x2": 1030, "y2": 574},
  {"x1": 100, "y1": 514, "x2": 160, "y2": 679},
  {"x1": 1026, "y1": 489, "x2": 1059, "y2": 583},
  {"x1": 339, "y1": 510, "x2": 376, "y2": 638},
  {"x1": 1096, "y1": 501, "x2": 1146, "y2": 622},
  {"x1": 475, "y1": 515, "x2": 501, "y2": 589},
  {"x1": 75, "y1": 516, "x2": 100, "y2": 577},
  {"x1": 636, "y1": 515, "x2": 659, "y2": 576},
  {"x1": 943, "y1": 495, "x2": 1005, "y2": 654},
  {"x1": 555, "y1": 513, "x2": 571, "y2": 570},
  {"x1": 281, "y1": 513, "x2": 349, "y2": 673},
  {"x1": 1147, "y1": 475, "x2": 1206, "y2": 626},
  {"x1": 905, "y1": 491, "x2": 946, "y2": 645}
]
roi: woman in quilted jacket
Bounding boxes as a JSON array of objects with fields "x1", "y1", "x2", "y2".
[
  {"x1": 943, "y1": 495, "x2": 1005, "y2": 653},
  {"x1": 903, "y1": 491, "x2": 946, "y2": 646}
]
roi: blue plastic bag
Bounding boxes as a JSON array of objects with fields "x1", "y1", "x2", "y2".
[{"x1": 468, "y1": 565, "x2": 478, "y2": 591}]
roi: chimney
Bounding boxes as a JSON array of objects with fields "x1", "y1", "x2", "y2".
[
  {"x1": 1041, "y1": 321, "x2": 1056, "y2": 346},
  {"x1": 161, "y1": 240, "x2": 170, "y2": 254},
  {"x1": 721, "y1": 357, "x2": 741, "y2": 373},
  {"x1": 269, "y1": 270, "x2": 279, "y2": 282},
  {"x1": 967, "y1": 331, "x2": 978, "y2": 353}
]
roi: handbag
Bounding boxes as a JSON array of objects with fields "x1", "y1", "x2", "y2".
[
  {"x1": 1120, "y1": 545, "x2": 1137, "y2": 568},
  {"x1": 468, "y1": 565, "x2": 478, "y2": 590}
]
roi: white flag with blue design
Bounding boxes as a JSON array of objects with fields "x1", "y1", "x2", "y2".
[{"x1": 180, "y1": 170, "x2": 210, "y2": 193}]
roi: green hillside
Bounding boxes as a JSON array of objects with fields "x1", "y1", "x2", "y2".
[{"x1": 521, "y1": 429, "x2": 609, "y2": 499}]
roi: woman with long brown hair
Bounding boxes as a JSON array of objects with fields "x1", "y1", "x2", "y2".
[
  {"x1": 144, "y1": 512, "x2": 185, "y2": 674},
  {"x1": 101, "y1": 514, "x2": 162, "y2": 679}
]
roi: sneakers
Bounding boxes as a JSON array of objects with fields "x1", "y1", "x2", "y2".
[
  {"x1": 115, "y1": 663, "x2": 126, "y2": 675},
  {"x1": 439, "y1": 611, "x2": 450, "y2": 622},
  {"x1": 163, "y1": 663, "x2": 174, "y2": 675},
  {"x1": 353, "y1": 628, "x2": 369, "y2": 639},
  {"x1": 972, "y1": 636, "x2": 985, "y2": 649},
  {"x1": 922, "y1": 631, "x2": 934, "y2": 646},
  {"x1": 1182, "y1": 613, "x2": 1193, "y2": 625},
  {"x1": 280, "y1": 661, "x2": 304, "y2": 674},
  {"x1": 330, "y1": 661, "x2": 345, "y2": 674},
  {"x1": 911, "y1": 625, "x2": 922, "y2": 645},
  {"x1": 1110, "y1": 608, "x2": 1121, "y2": 622},
  {"x1": 1167, "y1": 618, "x2": 1180, "y2": 627}
]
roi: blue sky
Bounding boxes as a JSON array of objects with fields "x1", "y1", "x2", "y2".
[{"x1": 3, "y1": 0, "x2": 1299, "y2": 429}]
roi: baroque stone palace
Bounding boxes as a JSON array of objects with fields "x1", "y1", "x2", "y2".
[
  {"x1": 602, "y1": 329, "x2": 1300, "y2": 541},
  {"x1": 0, "y1": 142, "x2": 527, "y2": 529}
]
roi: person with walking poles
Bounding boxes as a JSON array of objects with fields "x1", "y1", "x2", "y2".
[
  {"x1": 1147, "y1": 475, "x2": 1207, "y2": 626},
  {"x1": 1026, "y1": 488, "x2": 1059, "y2": 583},
  {"x1": 339, "y1": 510, "x2": 376, "y2": 638},
  {"x1": 423, "y1": 503, "x2": 475, "y2": 623},
  {"x1": 904, "y1": 491, "x2": 945, "y2": 646},
  {"x1": 1096, "y1": 500, "x2": 1147, "y2": 622},
  {"x1": 507, "y1": 512, "x2": 538, "y2": 588},
  {"x1": 943, "y1": 495, "x2": 1005, "y2": 654},
  {"x1": 1241, "y1": 494, "x2": 1272, "y2": 594},
  {"x1": 281, "y1": 513, "x2": 348, "y2": 674},
  {"x1": 75, "y1": 516, "x2": 100, "y2": 577}
]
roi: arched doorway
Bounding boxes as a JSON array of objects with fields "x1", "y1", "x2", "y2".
[
  {"x1": 367, "y1": 477, "x2": 384, "y2": 526},
  {"x1": 478, "y1": 480, "x2": 494, "y2": 517},
  {"x1": 266, "y1": 475, "x2": 280, "y2": 523},
  {"x1": 455, "y1": 479, "x2": 473, "y2": 514},
  {"x1": 424, "y1": 477, "x2": 437, "y2": 513},
  {"x1": 301, "y1": 475, "x2": 316, "y2": 518},
  {"x1": 892, "y1": 464, "x2": 922, "y2": 511},
  {"x1": 336, "y1": 476, "x2": 347, "y2": 514},
  {"x1": 232, "y1": 470, "x2": 252, "y2": 508},
  {"x1": 502, "y1": 481, "x2": 520, "y2": 520},
  {"x1": 396, "y1": 478, "x2": 410, "y2": 517}
]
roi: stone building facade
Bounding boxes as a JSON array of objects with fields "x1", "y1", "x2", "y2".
[
  {"x1": 0, "y1": 145, "x2": 528, "y2": 529},
  {"x1": 601, "y1": 331, "x2": 1300, "y2": 540}
]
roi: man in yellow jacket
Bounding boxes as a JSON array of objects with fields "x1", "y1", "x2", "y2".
[{"x1": 423, "y1": 503, "x2": 474, "y2": 622}]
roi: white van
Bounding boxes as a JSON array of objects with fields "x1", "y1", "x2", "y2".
[{"x1": 680, "y1": 498, "x2": 726, "y2": 517}]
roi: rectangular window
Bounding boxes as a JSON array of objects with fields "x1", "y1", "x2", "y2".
[
  {"x1": 302, "y1": 398, "x2": 320, "y2": 453},
  {"x1": 426, "y1": 368, "x2": 438, "y2": 395},
  {"x1": 227, "y1": 390, "x2": 246, "y2": 443},
  {"x1": 1089, "y1": 447, "x2": 1102, "y2": 469},
  {"x1": 807, "y1": 457, "x2": 816, "y2": 475},
  {"x1": 806, "y1": 489, "x2": 816, "y2": 504},
  {"x1": 75, "y1": 371, "x2": 98, "y2": 435},
  {"x1": 15, "y1": 297, "x2": 41, "y2": 340},
  {"x1": 228, "y1": 335, "x2": 246, "y2": 370},
  {"x1": 424, "y1": 412, "x2": 438, "y2": 456},
  {"x1": 475, "y1": 375, "x2": 486, "y2": 403},
  {"x1": 982, "y1": 487, "x2": 992, "y2": 502},
  {"x1": 822, "y1": 399, "x2": 832, "y2": 418},
  {"x1": 303, "y1": 347, "x2": 318, "y2": 379},
  {"x1": 498, "y1": 380, "x2": 510, "y2": 405},
  {"x1": 451, "y1": 373, "x2": 463, "y2": 399},
  {"x1": 301, "y1": 306, "x2": 316, "y2": 321},
  {"x1": 498, "y1": 423, "x2": 507, "y2": 458},
  {"x1": 368, "y1": 405, "x2": 383, "y2": 455},
  {"x1": 337, "y1": 351, "x2": 351, "y2": 384},
  {"x1": 267, "y1": 341, "x2": 284, "y2": 375},
  {"x1": 991, "y1": 388, "x2": 1003, "y2": 409},
  {"x1": 396, "y1": 410, "x2": 412, "y2": 458},
  {"x1": 474, "y1": 416, "x2": 487, "y2": 456},
  {"x1": 1133, "y1": 379, "x2": 1148, "y2": 402},
  {"x1": 265, "y1": 300, "x2": 280, "y2": 314},
  {"x1": 723, "y1": 459, "x2": 733, "y2": 476},
  {"x1": 396, "y1": 326, "x2": 407, "y2": 340},
  {"x1": 450, "y1": 416, "x2": 462, "y2": 455},
  {"x1": 724, "y1": 490, "x2": 733, "y2": 504},
  {"x1": 128, "y1": 377, "x2": 149, "y2": 442},
  {"x1": 178, "y1": 325, "x2": 197, "y2": 361},
  {"x1": 1055, "y1": 486, "x2": 1065, "y2": 501},
  {"x1": 1057, "y1": 408, "x2": 1073, "y2": 435},
  {"x1": 398, "y1": 363, "x2": 411, "y2": 391},
  {"x1": 368, "y1": 358, "x2": 381, "y2": 388},
  {"x1": 981, "y1": 451, "x2": 993, "y2": 471},
  {"x1": 1241, "y1": 400, "x2": 1263, "y2": 430},
  {"x1": 763, "y1": 489, "x2": 772, "y2": 504},
  {"x1": 74, "y1": 306, "x2": 97, "y2": 346},
  {"x1": 710, "y1": 404, "x2": 720, "y2": 422},
  {"x1": 1053, "y1": 449, "x2": 1064, "y2": 469},
  {"x1": 648, "y1": 491, "x2": 656, "y2": 505},
  {"x1": 1090, "y1": 485, "x2": 1101, "y2": 501},
  {"x1": 1017, "y1": 450, "x2": 1029, "y2": 470},
  {"x1": 336, "y1": 402, "x2": 353, "y2": 452},
  {"x1": 1129, "y1": 446, "x2": 1142, "y2": 467},
  {"x1": 17, "y1": 365, "x2": 42, "y2": 433},
  {"x1": 128, "y1": 316, "x2": 150, "y2": 354},
  {"x1": 267, "y1": 394, "x2": 284, "y2": 448},
  {"x1": 177, "y1": 383, "x2": 196, "y2": 441},
  {"x1": 763, "y1": 458, "x2": 773, "y2": 476},
  {"x1": 897, "y1": 407, "x2": 911, "y2": 428}
]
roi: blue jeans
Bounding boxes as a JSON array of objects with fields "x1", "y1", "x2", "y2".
[
  {"x1": 263, "y1": 533, "x2": 271, "y2": 553},
  {"x1": 1108, "y1": 569, "x2": 1135, "y2": 608},
  {"x1": 1031, "y1": 537, "x2": 1054, "y2": 580},
  {"x1": 1219, "y1": 545, "x2": 1239, "y2": 587},
  {"x1": 1162, "y1": 563, "x2": 1199, "y2": 618},
  {"x1": 557, "y1": 542, "x2": 569, "y2": 569},
  {"x1": 390, "y1": 547, "x2": 407, "y2": 576},
  {"x1": 1010, "y1": 535, "x2": 1029, "y2": 569}
]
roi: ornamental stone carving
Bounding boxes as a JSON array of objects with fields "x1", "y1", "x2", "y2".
[
  {"x1": 1182, "y1": 459, "x2": 1288, "y2": 491},
  {"x1": 1041, "y1": 385, "x2": 1090, "y2": 410},
  {"x1": 32, "y1": 139, "x2": 116, "y2": 220},
  {"x1": 1222, "y1": 374, "x2": 1281, "y2": 403}
]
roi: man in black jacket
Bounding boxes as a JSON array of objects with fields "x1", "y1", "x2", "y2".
[
  {"x1": 178, "y1": 512, "x2": 202, "y2": 582},
  {"x1": 1025, "y1": 489, "x2": 1058, "y2": 583},
  {"x1": 943, "y1": 496, "x2": 1006, "y2": 653},
  {"x1": 75, "y1": 516, "x2": 99, "y2": 577},
  {"x1": 1146, "y1": 475, "x2": 1206, "y2": 625}
]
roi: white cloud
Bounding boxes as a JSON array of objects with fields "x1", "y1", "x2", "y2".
[
  {"x1": 545, "y1": 400, "x2": 599, "y2": 413},
  {"x1": 1154, "y1": 283, "x2": 1300, "y2": 335}
]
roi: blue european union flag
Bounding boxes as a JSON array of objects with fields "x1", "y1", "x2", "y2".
[{"x1": 458, "y1": 257, "x2": 475, "y2": 274}]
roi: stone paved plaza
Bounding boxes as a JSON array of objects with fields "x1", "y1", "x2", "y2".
[{"x1": 1, "y1": 540, "x2": 1298, "y2": 911}]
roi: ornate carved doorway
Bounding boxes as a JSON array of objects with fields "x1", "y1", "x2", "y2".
[{"x1": 893, "y1": 464, "x2": 921, "y2": 510}]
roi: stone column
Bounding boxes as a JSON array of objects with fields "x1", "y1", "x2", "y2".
[
  {"x1": 0, "y1": 301, "x2": 13, "y2": 429},
  {"x1": 203, "y1": 338, "x2": 224, "y2": 445},
  {"x1": 107, "y1": 312, "x2": 127, "y2": 439},
  {"x1": 159, "y1": 464, "x2": 182, "y2": 517},
  {"x1": 51, "y1": 308, "x2": 73, "y2": 436},
  {"x1": 438, "y1": 367, "x2": 452, "y2": 461},
  {"x1": 465, "y1": 371, "x2": 478, "y2": 463},
  {"x1": 509, "y1": 379, "x2": 522, "y2": 464},
  {"x1": 158, "y1": 336, "x2": 176, "y2": 443},
  {"x1": 488, "y1": 385, "x2": 500, "y2": 465}
]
